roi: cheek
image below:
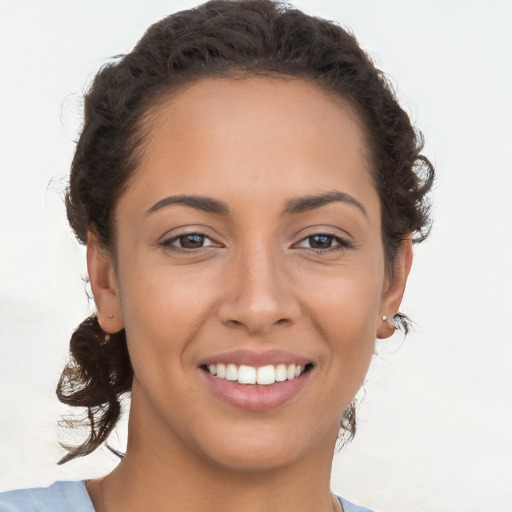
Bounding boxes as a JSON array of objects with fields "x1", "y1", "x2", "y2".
[
  {"x1": 305, "y1": 256, "x2": 383, "y2": 332},
  {"x1": 115, "y1": 254, "x2": 218, "y2": 382},
  {"x1": 303, "y1": 259, "x2": 383, "y2": 378}
]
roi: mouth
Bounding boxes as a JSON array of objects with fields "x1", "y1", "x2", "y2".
[
  {"x1": 201, "y1": 362, "x2": 314, "y2": 386},
  {"x1": 197, "y1": 349, "x2": 315, "y2": 410}
]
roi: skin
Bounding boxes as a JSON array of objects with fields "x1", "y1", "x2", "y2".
[{"x1": 86, "y1": 77, "x2": 412, "y2": 512}]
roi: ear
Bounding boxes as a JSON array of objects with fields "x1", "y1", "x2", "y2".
[
  {"x1": 87, "y1": 231, "x2": 125, "y2": 334},
  {"x1": 377, "y1": 237, "x2": 413, "y2": 339}
]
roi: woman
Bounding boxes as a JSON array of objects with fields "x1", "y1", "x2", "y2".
[{"x1": 0, "y1": 0, "x2": 433, "y2": 510}]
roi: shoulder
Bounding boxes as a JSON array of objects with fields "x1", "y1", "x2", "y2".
[
  {"x1": 0, "y1": 481, "x2": 95, "y2": 512},
  {"x1": 338, "y1": 495, "x2": 376, "y2": 512}
]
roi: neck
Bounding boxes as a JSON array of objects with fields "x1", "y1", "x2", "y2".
[{"x1": 88, "y1": 384, "x2": 340, "y2": 512}]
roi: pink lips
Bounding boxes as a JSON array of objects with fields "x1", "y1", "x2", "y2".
[
  {"x1": 198, "y1": 348, "x2": 311, "y2": 367},
  {"x1": 198, "y1": 349, "x2": 313, "y2": 411}
]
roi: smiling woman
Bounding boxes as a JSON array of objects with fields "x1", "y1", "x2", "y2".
[{"x1": 0, "y1": 1, "x2": 433, "y2": 511}]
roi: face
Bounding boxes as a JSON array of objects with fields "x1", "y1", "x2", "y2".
[{"x1": 89, "y1": 76, "x2": 411, "y2": 472}]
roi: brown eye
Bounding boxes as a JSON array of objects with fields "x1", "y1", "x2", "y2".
[
  {"x1": 178, "y1": 234, "x2": 207, "y2": 248},
  {"x1": 296, "y1": 233, "x2": 352, "y2": 252},
  {"x1": 308, "y1": 235, "x2": 334, "y2": 249},
  {"x1": 162, "y1": 232, "x2": 217, "y2": 251}
]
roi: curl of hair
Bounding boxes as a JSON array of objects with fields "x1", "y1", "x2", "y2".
[
  {"x1": 56, "y1": 316, "x2": 132, "y2": 463},
  {"x1": 60, "y1": 0, "x2": 435, "y2": 461}
]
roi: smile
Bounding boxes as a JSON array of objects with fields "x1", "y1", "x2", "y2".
[{"x1": 204, "y1": 363, "x2": 311, "y2": 386}]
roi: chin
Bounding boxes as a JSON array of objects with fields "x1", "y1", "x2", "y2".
[
  {"x1": 186, "y1": 417, "x2": 335, "y2": 473},
  {"x1": 199, "y1": 439, "x2": 303, "y2": 473}
]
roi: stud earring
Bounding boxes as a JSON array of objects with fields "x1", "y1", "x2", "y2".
[{"x1": 381, "y1": 314, "x2": 398, "y2": 329}]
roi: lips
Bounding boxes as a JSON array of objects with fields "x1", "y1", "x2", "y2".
[
  {"x1": 198, "y1": 348, "x2": 311, "y2": 367},
  {"x1": 198, "y1": 349, "x2": 314, "y2": 411}
]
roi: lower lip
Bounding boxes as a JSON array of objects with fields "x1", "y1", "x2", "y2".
[{"x1": 200, "y1": 369, "x2": 311, "y2": 411}]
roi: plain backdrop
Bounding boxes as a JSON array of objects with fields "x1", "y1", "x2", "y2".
[{"x1": 1, "y1": 1, "x2": 511, "y2": 511}]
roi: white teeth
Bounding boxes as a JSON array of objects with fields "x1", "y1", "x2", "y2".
[
  {"x1": 205, "y1": 362, "x2": 308, "y2": 385},
  {"x1": 216, "y1": 363, "x2": 226, "y2": 378},
  {"x1": 238, "y1": 365, "x2": 257, "y2": 384},
  {"x1": 256, "y1": 365, "x2": 275, "y2": 385},
  {"x1": 225, "y1": 364, "x2": 238, "y2": 381},
  {"x1": 275, "y1": 364, "x2": 287, "y2": 382}
]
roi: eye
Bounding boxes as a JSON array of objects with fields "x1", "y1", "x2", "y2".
[
  {"x1": 296, "y1": 233, "x2": 352, "y2": 251},
  {"x1": 161, "y1": 232, "x2": 217, "y2": 251}
]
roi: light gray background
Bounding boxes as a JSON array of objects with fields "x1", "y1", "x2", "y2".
[{"x1": 1, "y1": 1, "x2": 511, "y2": 511}]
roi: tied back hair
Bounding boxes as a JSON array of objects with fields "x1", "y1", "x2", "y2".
[
  {"x1": 58, "y1": 0, "x2": 434, "y2": 463},
  {"x1": 57, "y1": 316, "x2": 132, "y2": 463}
]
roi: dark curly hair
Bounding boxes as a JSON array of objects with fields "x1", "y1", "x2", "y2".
[{"x1": 58, "y1": 0, "x2": 434, "y2": 464}]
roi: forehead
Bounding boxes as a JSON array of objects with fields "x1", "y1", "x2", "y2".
[
  {"x1": 142, "y1": 75, "x2": 371, "y2": 165},
  {"x1": 120, "y1": 76, "x2": 378, "y2": 222}
]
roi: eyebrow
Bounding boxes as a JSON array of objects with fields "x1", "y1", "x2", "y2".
[
  {"x1": 145, "y1": 190, "x2": 367, "y2": 218},
  {"x1": 283, "y1": 191, "x2": 367, "y2": 218},
  {"x1": 145, "y1": 194, "x2": 230, "y2": 216}
]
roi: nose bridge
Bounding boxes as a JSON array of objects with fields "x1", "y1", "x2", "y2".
[
  {"x1": 219, "y1": 236, "x2": 299, "y2": 334},
  {"x1": 241, "y1": 241, "x2": 280, "y2": 301}
]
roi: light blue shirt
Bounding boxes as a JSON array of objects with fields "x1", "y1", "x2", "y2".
[{"x1": 0, "y1": 481, "x2": 375, "y2": 512}]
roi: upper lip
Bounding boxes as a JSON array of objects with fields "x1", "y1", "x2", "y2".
[{"x1": 198, "y1": 349, "x2": 312, "y2": 367}]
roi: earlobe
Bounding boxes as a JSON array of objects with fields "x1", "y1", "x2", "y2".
[
  {"x1": 377, "y1": 237, "x2": 413, "y2": 339},
  {"x1": 86, "y1": 231, "x2": 124, "y2": 334}
]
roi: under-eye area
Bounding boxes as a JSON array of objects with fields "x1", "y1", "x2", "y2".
[{"x1": 201, "y1": 363, "x2": 315, "y2": 386}]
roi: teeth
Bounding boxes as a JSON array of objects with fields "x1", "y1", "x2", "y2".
[
  {"x1": 238, "y1": 365, "x2": 257, "y2": 384},
  {"x1": 205, "y1": 363, "x2": 308, "y2": 385},
  {"x1": 256, "y1": 365, "x2": 275, "y2": 385},
  {"x1": 216, "y1": 363, "x2": 226, "y2": 378},
  {"x1": 275, "y1": 364, "x2": 287, "y2": 382},
  {"x1": 226, "y1": 364, "x2": 238, "y2": 381}
]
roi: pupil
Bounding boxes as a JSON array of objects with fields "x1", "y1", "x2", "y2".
[
  {"x1": 310, "y1": 235, "x2": 332, "y2": 249},
  {"x1": 181, "y1": 234, "x2": 204, "y2": 248}
]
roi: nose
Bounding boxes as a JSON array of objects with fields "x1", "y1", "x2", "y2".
[{"x1": 217, "y1": 243, "x2": 301, "y2": 335}]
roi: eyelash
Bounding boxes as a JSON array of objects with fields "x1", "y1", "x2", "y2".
[
  {"x1": 295, "y1": 232, "x2": 354, "y2": 253},
  {"x1": 160, "y1": 231, "x2": 216, "y2": 253},
  {"x1": 160, "y1": 231, "x2": 353, "y2": 254}
]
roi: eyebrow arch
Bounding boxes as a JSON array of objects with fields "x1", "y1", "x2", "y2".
[
  {"x1": 145, "y1": 194, "x2": 230, "y2": 216},
  {"x1": 283, "y1": 191, "x2": 367, "y2": 218}
]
